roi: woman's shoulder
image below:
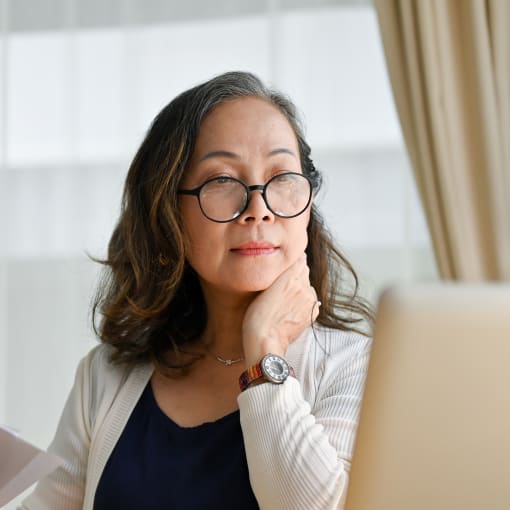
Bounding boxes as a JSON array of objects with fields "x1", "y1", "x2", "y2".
[
  {"x1": 79, "y1": 342, "x2": 125, "y2": 380},
  {"x1": 80, "y1": 342, "x2": 155, "y2": 389},
  {"x1": 74, "y1": 343, "x2": 152, "y2": 428},
  {"x1": 75, "y1": 344, "x2": 138, "y2": 402}
]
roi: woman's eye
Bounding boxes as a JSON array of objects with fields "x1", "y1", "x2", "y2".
[
  {"x1": 214, "y1": 176, "x2": 233, "y2": 184},
  {"x1": 202, "y1": 169, "x2": 235, "y2": 181},
  {"x1": 272, "y1": 172, "x2": 294, "y2": 182}
]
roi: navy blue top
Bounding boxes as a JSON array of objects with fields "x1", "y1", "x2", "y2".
[{"x1": 94, "y1": 382, "x2": 260, "y2": 509}]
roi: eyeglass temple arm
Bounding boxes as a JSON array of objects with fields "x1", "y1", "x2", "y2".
[{"x1": 177, "y1": 189, "x2": 199, "y2": 196}]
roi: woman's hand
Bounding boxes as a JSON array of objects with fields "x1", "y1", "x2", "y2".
[{"x1": 242, "y1": 253, "x2": 320, "y2": 367}]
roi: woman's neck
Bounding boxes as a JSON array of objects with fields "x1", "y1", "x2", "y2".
[{"x1": 199, "y1": 285, "x2": 257, "y2": 359}]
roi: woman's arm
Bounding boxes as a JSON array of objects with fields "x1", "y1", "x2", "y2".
[{"x1": 238, "y1": 344, "x2": 370, "y2": 510}]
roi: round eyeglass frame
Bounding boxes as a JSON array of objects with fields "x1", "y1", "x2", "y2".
[{"x1": 177, "y1": 171, "x2": 313, "y2": 223}]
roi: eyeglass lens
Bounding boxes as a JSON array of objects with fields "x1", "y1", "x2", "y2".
[{"x1": 199, "y1": 173, "x2": 311, "y2": 222}]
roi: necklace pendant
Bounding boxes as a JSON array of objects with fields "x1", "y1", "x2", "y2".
[{"x1": 215, "y1": 355, "x2": 244, "y2": 366}]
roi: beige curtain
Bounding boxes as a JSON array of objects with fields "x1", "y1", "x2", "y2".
[{"x1": 375, "y1": 0, "x2": 510, "y2": 280}]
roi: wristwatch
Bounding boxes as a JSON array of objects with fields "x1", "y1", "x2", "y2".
[{"x1": 239, "y1": 353, "x2": 295, "y2": 391}]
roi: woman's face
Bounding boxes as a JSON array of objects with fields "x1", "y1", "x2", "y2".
[{"x1": 179, "y1": 96, "x2": 311, "y2": 297}]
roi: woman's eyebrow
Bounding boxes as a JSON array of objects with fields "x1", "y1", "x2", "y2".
[
  {"x1": 268, "y1": 148, "x2": 297, "y2": 158},
  {"x1": 200, "y1": 147, "x2": 297, "y2": 162},
  {"x1": 200, "y1": 150, "x2": 240, "y2": 162}
]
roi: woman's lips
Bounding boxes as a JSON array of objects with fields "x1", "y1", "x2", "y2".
[{"x1": 231, "y1": 242, "x2": 278, "y2": 256}]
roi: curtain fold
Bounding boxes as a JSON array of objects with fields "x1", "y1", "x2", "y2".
[{"x1": 375, "y1": 0, "x2": 510, "y2": 280}]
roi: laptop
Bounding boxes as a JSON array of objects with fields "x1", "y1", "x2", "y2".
[{"x1": 345, "y1": 283, "x2": 510, "y2": 510}]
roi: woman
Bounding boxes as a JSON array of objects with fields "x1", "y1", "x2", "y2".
[{"x1": 20, "y1": 71, "x2": 373, "y2": 510}]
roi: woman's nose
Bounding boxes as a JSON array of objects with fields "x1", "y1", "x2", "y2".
[{"x1": 237, "y1": 190, "x2": 275, "y2": 224}]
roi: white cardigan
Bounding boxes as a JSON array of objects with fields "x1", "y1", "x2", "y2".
[{"x1": 19, "y1": 326, "x2": 371, "y2": 510}]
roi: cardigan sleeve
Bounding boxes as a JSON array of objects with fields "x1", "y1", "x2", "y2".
[
  {"x1": 237, "y1": 342, "x2": 370, "y2": 510},
  {"x1": 17, "y1": 351, "x2": 94, "y2": 510}
]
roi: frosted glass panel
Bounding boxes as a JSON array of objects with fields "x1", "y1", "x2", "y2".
[
  {"x1": 7, "y1": 32, "x2": 73, "y2": 165},
  {"x1": 6, "y1": 258, "x2": 98, "y2": 447},
  {"x1": 6, "y1": 165, "x2": 126, "y2": 257},
  {"x1": 319, "y1": 150, "x2": 406, "y2": 246},
  {"x1": 279, "y1": 7, "x2": 401, "y2": 149},
  {"x1": 132, "y1": 16, "x2": 271, "y2": 129},
  {"x1": 76, "y1": 30, "x2": 126, "y2": 163}
]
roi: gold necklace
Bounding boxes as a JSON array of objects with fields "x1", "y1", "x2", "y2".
[{"x1": 212, "y1": 353, "x2": 245, "y2": 366}]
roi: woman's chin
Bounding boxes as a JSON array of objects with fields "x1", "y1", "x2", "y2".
[
  {"x1": 229, "y1": 278, "x2": 275, "y2": 294},
  {"x1": 198, "y1": 265, "x2": 289, "y2": 297},
  {"x1": 198, "y1": 276, "x2": 272, "y2": 297},
  {"x1": 220, "y1": 270, "x2": 282, "y2": 294}
]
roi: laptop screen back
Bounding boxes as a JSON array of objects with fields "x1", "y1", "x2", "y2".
[{"x1": 345, "y1": 284, "x2": 510, "y2": 510}]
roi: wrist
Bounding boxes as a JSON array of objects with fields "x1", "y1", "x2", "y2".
[
  {"x1": 243, "y1": 334, "x2": 287, "y2": 367},
  {"x1": 243, "y1": 341, "x2": 286, "y2": 368}
]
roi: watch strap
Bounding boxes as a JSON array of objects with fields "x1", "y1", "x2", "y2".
[{"x1": 239, "y1": 363, "x2": 264, "y2": 391}]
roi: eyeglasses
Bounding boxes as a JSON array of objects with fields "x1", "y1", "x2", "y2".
[{"x1": 178, "y1": 172, "x2": 312, "y2": 223}]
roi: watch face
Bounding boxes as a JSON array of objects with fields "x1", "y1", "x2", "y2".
[{"x1": 262, "y1": 354, "x2": 290, "y2": 383}]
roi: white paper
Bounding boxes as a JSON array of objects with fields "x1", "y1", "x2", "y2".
[{"x1": 0, "y1": 425, "x2": 63, "y2": 507}]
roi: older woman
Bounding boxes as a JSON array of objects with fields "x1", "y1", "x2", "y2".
[{"x1": 20, "y1": 71, "x2": 372, "y2": 510}]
